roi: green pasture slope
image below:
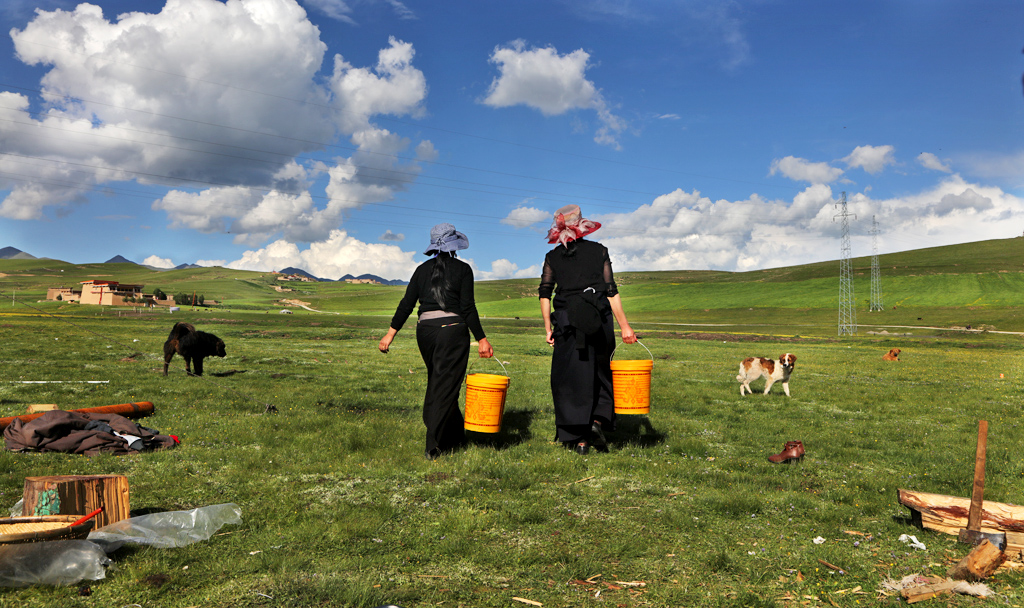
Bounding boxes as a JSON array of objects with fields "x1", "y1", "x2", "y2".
[{"x1": 0, "y1": 237, "x2": 1022, "y2": 607}]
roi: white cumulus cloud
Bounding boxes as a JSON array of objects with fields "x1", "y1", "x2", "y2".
[
  {"x1": 226, "y1": 229, "x2": 418, "y2": 281},
  {"x1": 917, "y1": 152, "x2": 951, "y2": 173},
  {"x1": 769, "y1": 156, "x2": 844, "y2": 184},
  {"x1": 143, "y1": 255, "x2": 175, "y2": 269},
  {"x1": 467, "y1": 258, "x2": 543, "y2": 281},
  {"x1": 501, "y1": 206, "x2": 550, "y2": 228},
  {"x1": 843, "y1": 145, "x2": 896, "y2": 175},
  {"x1": 482, "y1": 41, "x2": 625, "y2": 148},
  {"x1": 2, "y1": 1, "x2": 432, "y2": 249},
  {"x1": 506, "y1": 172, "x2": 1024, "y2": 274}
]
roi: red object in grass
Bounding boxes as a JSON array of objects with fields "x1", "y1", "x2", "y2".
[{"x1": 71, "y1": 508, "x2": 103, "y2": 527}]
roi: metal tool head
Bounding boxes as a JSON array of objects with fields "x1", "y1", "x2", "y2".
[{"x1": 957, "y1": 528, "x2": 1007, "y2": 551}]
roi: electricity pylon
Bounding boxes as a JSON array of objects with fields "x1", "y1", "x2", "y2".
[
  {"x1": 835, "y1": 192, "x2": 857, "y2": 335},
  {"x1": 869, "y1": 215, "x2": 884, "y2": 312}
]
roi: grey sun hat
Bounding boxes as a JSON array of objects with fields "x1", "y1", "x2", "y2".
[{"x1": 424, "y1": 223, "x2": 469, "y2": 255}]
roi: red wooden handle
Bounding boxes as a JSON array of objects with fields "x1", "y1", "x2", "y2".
[{"x1": 71, "y1": 508, "x2": 103, "y2": 526}]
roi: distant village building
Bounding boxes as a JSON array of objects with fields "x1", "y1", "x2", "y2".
[
  {"x1": 274, "y1": 272, "x2": 317, "y2": 282},
  {"x1": 79, "y1": 280, "x2": 147, "y2": 306},
  {"x1": 46, "y1": 287, "x2": 81, "y2": 302},
  {"x1": 47, "y1": 280, "x2": 161, "y2": 307},
  {"x1": 344, "y1": 278, "x2": 380, "y2": 285}
]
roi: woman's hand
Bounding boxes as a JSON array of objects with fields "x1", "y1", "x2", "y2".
[
  {"x1": 608, "y1": 295, "x2": 636, "y2": 344},
  {"x1": 478, "y1": 337, "x2": 494, "y2": 358},
  {"x1": 620, "y1": 324, "x2": 637, "y2": 344},
  {"x1": 540, "y1": 297, "x2": 555, "y2": 346},
  {"x1": 379, "y1": 328, "x2": 398, "y2": 353}
]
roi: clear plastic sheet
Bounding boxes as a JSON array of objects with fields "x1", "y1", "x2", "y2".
[
  {"x1": 0, "y1": 540, "x2": 110, "y2": 587},
  {"x1": 0, "y1": 503, "x2": 241, "y2": 587},
  {"x1": 88, "y1": 503, "x2": 242, "y2": 549}
]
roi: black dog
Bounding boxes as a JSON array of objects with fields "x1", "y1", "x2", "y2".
[{"x1": 162, "y1": 322, "x2": 226, "y2": 376}]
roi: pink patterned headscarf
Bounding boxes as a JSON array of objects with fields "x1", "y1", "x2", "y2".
[{"x1": 546, "y1": 204, "x2": 601, "y2": 247}]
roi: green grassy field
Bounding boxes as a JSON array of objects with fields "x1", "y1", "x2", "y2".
[{"x1": 1, "y1": 237, "x2": 1023, "y2": 607}]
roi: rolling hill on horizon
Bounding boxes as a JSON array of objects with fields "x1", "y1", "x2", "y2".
[{"x1": 2, "y1": 236, "x2": 1021, "y2": 332}]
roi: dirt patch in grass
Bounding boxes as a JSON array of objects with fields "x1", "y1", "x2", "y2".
[
  {"x1": 241, "y1": 330, "x2": 292, "y2": 338},
  {"x1": 661, "y1": 332, "x2": 835, "y2": 343}
]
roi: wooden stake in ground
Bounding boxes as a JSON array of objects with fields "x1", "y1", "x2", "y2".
[{"x1": 22, "y1": 475, "x2": 129, "y2": 528}]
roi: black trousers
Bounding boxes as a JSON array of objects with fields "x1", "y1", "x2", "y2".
[
  {"x1": 550, "y1": 304, "x2": 616, "y2": 443},
  {"x1": 416, "y1": 320, "x2": 470, "y2": 454}
]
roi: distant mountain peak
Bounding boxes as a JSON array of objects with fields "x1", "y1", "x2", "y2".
[
  {"x1": 0, "y1": 246, "x2": 36, "y2": 260},
  {"x1": 105, "y1": 255, "x2": 137, "y2": 264},
  {"x1": 278, "y1": 267, "x2": 322, "y2": 281}
]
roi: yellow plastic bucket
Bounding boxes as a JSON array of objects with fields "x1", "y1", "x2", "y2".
[
  {"x1": 464, "y1": 359, "x2": 510, "y2": 433},
  {"x1": 610, "y1": 341, "x2": 654, "y2": 415}
]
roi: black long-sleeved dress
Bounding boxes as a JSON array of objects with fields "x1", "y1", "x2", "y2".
[
  {"x1": 538, "y1": 239, "x2": 618, "y2": 443},
  {"x1": 391, "y1": 255, "x2": 486, "y2": 456}
]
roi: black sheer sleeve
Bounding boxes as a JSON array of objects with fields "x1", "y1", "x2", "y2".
[
  {"x1": 538, "y1": 256, "x2": 555, "y2": 299},
  {"x1": 603, "y1": 248, "x2": 618, "y2": 297}
]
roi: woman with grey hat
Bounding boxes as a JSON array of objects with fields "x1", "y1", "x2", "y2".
[
  {"x1": 539, "y1": 205, "x2": 636, "y2": 455},
  {"x1": 379, "y1": 223, "x2": 493, "y2": 460}
]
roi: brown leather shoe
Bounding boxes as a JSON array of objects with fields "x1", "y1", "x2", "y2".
[{"x1": 768, "y1": 440, "x2": 804, "y2": 463}]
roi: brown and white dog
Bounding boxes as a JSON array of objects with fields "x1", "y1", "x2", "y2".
[
  {"x1": 737, "y1": 353, "x2": 797, "y2": 397},
  {"x1": 882, "y1": 348, "x2": 901, "y2": 361}
]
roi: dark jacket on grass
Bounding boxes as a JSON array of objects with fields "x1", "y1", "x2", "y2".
[{"x1": 4, "y1": 410, "x2": 179, "y2": 456}]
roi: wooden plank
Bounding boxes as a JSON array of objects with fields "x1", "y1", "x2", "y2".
[{"x1": 902, "y1": 580, "x2": 959, "y2": 603}]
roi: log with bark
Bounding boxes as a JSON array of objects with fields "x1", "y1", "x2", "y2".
[
  {"x1": 898, "y1": 489, "x2": 1024, "y2": 555},
  {"x1": 0, "y1": 401, "x2": 154, "y2": 430}
]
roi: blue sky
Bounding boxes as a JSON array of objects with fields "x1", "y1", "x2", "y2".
[{"x1": 1, "y1": 0, "x2": 1022, "y2": 280}]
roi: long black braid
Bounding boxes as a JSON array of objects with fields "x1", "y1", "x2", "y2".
[{"x1": 429, "y1": 251, "x2": 455, "y2": 310}]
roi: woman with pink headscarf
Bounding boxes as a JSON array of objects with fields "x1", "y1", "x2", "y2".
[{"x1": 539, "y1": 205, "x2": 636, "y2": 455}]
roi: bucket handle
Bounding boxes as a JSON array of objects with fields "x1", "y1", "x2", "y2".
[
  {"x1": 466, "y1": 354, "x2": 509, "y2": 378},
  {"x1": 610, "y1": 339, "x2": 653, "y2": 362}
]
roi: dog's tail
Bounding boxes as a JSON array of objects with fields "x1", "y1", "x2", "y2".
[{"x1": 736, "y1": 373, "x2": 744, "y2": 382}]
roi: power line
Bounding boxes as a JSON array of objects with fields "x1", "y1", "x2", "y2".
[
  {"x1": 3, "y1": 34, "x2": 806, "y2": 196},
  {"x1": 0, "y1": 147, "x2": 834, "y2": 240},
  {"x1": 0, "y1": 104, "x2": 673, "y2": 206}
]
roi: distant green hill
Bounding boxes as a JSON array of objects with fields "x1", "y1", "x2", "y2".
[{"x1": 2, "y1": 237, "x2": 1021, "y2": 330}]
